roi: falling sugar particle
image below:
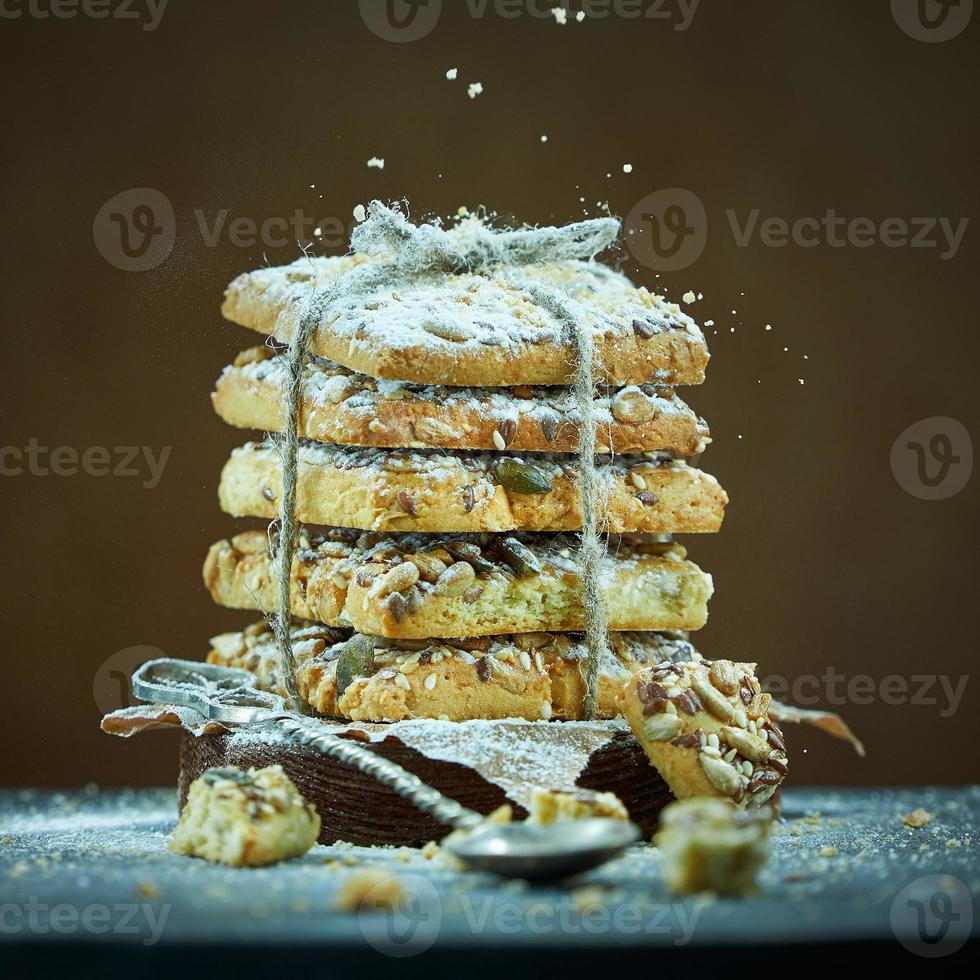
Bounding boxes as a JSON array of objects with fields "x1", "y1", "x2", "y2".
[
  {"x1": 540, "y1": 135, "x2": 549, "y2": 143},
  {"x1": 623, "y1": 163, "x2": 633, "y2": 174},
  {"x1": 576, "y1": 9, "x2": 585, "y2": 20},
  {"x1": 799, "y1": 379, "x2": 805, "y2": 385},
  {"x1": 353, "y1": 204, "x2": 366, "y2": 223},
  {"x1": 737, "y1": 434, "x2": 743, "y2": 439},
  {"x1": 552, "y1": 6, "x2": 568, "y2": 24},
  {"x1": 446, "y1": 68, "x2": 458, "y2": 80},
  {"x1": 314, "y1": 227, "x2": 322, "y2": 236},
  {"x1": 765, "y1": 324, "x2": 772, "y2": 331},
  {"x1": 367, "y1": 157, "x2": 385, "y2": 170},
  {"x1": 467, "y1": 82, "x2": 484, "y2": 99},
  {"x1": 704, "y1": 319, "x2": 714, "y2": 327},
  {"x1": 682, "y1": 291, "x2": 696, "y2": 304}
]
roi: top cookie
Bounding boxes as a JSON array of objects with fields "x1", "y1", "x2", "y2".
[{"x1": 221, "y1": 255, "x2": 709, "y2": 387}]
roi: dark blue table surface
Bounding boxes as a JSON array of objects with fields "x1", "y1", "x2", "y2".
[{"x1": 0, "y1": 786, "x2": 976, "y2": 972}]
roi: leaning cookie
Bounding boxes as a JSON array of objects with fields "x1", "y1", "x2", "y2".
[
  {"x1": 218, "y1": 441, "x2": 728, "y2": 534},
  {"x1": 213, "y1": 346, "x2": 710, "y2": 456},
  {"x1": 203, "y1": 531, "x2": 714, "y2": 637},
  {"x1": 221, "y1": 254, "x2": 709, "y2": 387},
  {"x1": 208, "y1": 621, "x2": 700, "y2": 722},
  {"x1": 170, "y1": 765, "x2": 320, "y2": 867},
  {"x1": 618, "y1": 660, "x2": 788, "y2": 807}
]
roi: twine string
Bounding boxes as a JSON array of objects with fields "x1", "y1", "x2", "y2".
[{"x1": 272, "y1": 202, "x2": 618, "y2": 719}]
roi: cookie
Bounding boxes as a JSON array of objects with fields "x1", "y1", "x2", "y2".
[
  {"x1": 526, "y1": 788, "x2": 630, "y2": 825},
  {"x1": 655, "y1": 798, "x2": 772, "y2": 895},
  {"x1": 618, "y1": 660, "x2": 789, "y2": 808},
  {"x1": 218, "y1": 441, "x2": 728, "y2": 535},
  {"x1": 213, "y1": 346, "x2": 710, "y2": 456},
  {"x1": 208, "y1": 620, "x2": 700, "y2": 723},
  {"x1": 221, "y1": 255, "x2": 709, "y2": 387},
  {"x1": 203, "y1": 531, "x2": 714, "y2": 637},
  {"x1": 170, "y1": 764, "x2": 320, "y2": 866}
]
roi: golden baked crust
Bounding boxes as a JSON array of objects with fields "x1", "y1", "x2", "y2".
[
  {"x1": 218, "y1": 441, "x2": 728, "y2": 534},
  {"x1": 618, "y1": 660, "x2": 789, "y2": 808},
  {"x1": 221, "y1": 255, "x2": 709, "y2": 387},
  {"x1": 202, "y1": 530, "x2": 713, "y2": 637},
  {"x1": 208, "y1": 620, "x2": 700, "y2": 723},
  {"x1": 212, "y1": 346, "x2": 710, "y2": 456}
]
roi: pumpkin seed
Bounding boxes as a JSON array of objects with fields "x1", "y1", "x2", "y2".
[
  {"x1": 495, "y1": 537, "x2": 541, "y2": 578},
  {"x1": 494, "y1": 458, "x2": 553, "y2": 494},
  {"x1": 336, "y1": 635, "x2": 376, "y2": 697}
]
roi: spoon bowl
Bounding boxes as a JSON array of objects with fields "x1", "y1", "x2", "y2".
[{"x1": 446, "y1": 818, "x2": 642, "y2": 880}]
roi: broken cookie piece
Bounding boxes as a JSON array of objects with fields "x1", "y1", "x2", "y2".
[
  {"x1": 656, "y1": 797, "x2": 773, "y2": 896},
  {"x1": 170, "y1": 765, "x2": 320, "y2": 867},
  {"x1": 527, "y1": 788, "x2": 629, "y2": 825},
  {"x1": 618, "y1": 659, "x2": 788, "y2": 807}
]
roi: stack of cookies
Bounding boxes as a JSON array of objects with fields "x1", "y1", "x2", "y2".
[{"x1": 200, "y1": 216, "x2": 788, "y2": 810}]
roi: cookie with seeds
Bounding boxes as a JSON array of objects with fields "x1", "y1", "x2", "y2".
[
  {"x1": 170, "y1": 764, "x2": 320, "y2": 867},
  {"x1": 221, "y1": 255, "x2": 709, "y2": 387},
  {"x1": 618, "y1": 659, "x2": 789, "y2": 808},
  {"x1": 213, "y1": 346, "x2": 710, "y2": 456},
  {"x1": 208, "y1": 621, "x2": 700, "y2": 723},
  {"x1": 202, "y1": 531, "x2": 713, "y2": 638},
  {"x1": 218, "y1": 441, "x2": 728, "y2": 534}
]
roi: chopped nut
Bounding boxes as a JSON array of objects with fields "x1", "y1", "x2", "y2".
[
  {"x1": 435, "y1": 561, "x2": 476, "y2": 597},
  {"x1": 902, "y1": 807, "x2": 934, "y2": 829}
]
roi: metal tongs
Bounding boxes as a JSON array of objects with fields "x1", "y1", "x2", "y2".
[{"x1": 133, "y1": 658, "x2": 640, "y2": 879}]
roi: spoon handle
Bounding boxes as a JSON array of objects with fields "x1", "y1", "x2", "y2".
[{"x1": 273, "y1": 716, "x2": 485, "y2": 832}]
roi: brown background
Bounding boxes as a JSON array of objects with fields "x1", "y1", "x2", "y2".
[{"x1": 1, "y1": 0, "x2": 977, "y2": 789}]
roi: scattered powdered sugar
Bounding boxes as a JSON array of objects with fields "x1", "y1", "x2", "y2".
[
  {"x1": 228, "y1": 349, "x2": 697, "y2": 431},
  {"x1": 232, "y1": 251, "x2": 703, "y2": 364},
  {"x1": 367, "y1": 157, "x2": 385, "y2": 170},
  {"x1": 467, "y1": 82, "x2": 484, "y2": 99}
]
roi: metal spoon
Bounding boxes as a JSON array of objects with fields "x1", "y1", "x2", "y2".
[{"x1": 132, "y1": 658, "x2": 640, "y2": 879}]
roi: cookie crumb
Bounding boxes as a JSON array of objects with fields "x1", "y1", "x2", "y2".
[
  {"x1": 335, "y1": 868, "x2": 405, "y2": 912},
  {"x1": 682, "y1": 290, "x2": 696, "y2": 304},
  {"x1": 818, "y1": 846, "x2": 838, "y2": 858},
  {"x1": 527, "y1": 787, "x2": 628, "y2": 825},
  {"x1": 902, "y1": 807, "x2": 933, "y2": 828},
  {"x1": 353, "y1": 204, "x2": 367, "y2": 223},
  {"x1": 136, "y1": 881, "x2": 159, "y2": 899},
  {"x1": 656, "y1": 798, "x2": 773, "y2": 896}
]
